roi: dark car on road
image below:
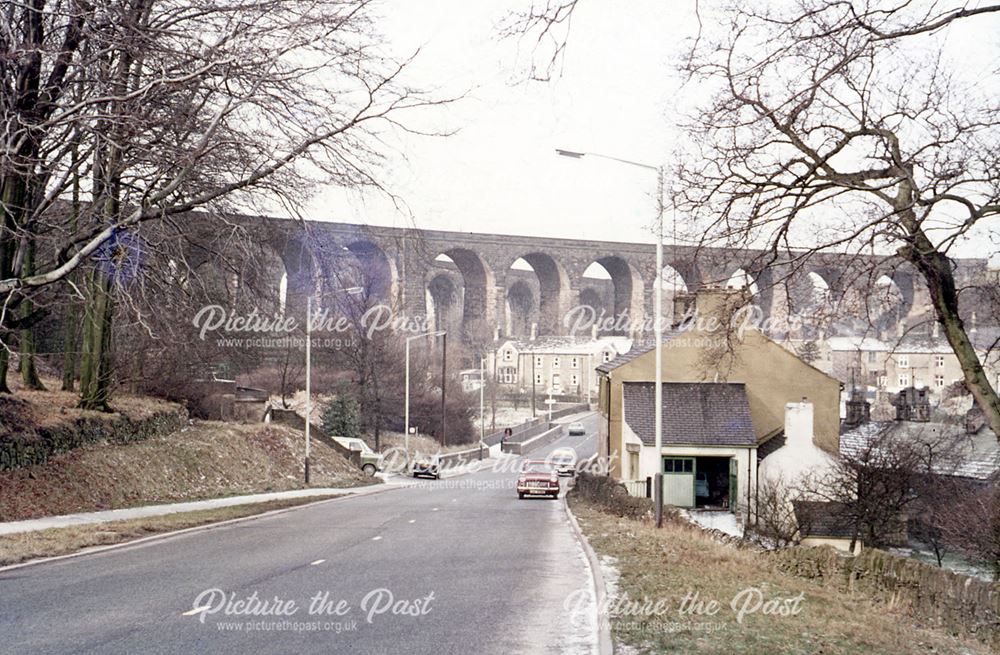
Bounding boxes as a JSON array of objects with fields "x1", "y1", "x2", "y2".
[{"x1": 412, "y1": 454, "x2": 442, "y2": 479}]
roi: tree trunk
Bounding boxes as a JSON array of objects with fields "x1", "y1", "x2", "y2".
[
  {"x1": 19, "y1": 238, "x2": 45, "y2": 390},
  {"x1": 903, "y1": 222, "x2": 1000, "y2": 441},
  {"x1": 62, "y1": 144, "x2": 83, "y2": 392},
  {"x1": 78, "y1": 269, "x2": 114, "y2": 411},
  {"x1": 0, "y1": 175, "x2": 26, "y2": 394}
]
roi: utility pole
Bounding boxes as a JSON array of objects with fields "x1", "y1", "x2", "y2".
[
  {"x1": 440, "y1": 332, "x2": 447, "y2": 446},
  {"x1": 531, "y1": 353, "x2": 537, "y2": 418},
  {"x1": 490, "y1": 346, "x2": 497, "y2": 430},
  {"x1": 304, "y1": 296, "x2": 311, "y2": 484}
]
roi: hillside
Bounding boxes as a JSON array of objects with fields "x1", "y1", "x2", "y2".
[{"x1": 0, "y1": 380, "x2": 373, "y2": 522}]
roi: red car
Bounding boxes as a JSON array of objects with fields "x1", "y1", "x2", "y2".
[{"x1": 517, "y1": 460, "x2": 561, "y2": 499}]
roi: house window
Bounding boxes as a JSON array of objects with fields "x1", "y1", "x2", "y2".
[
  {"x1": 877, "y1": 375, "x2": 887, "y2": 387},
  {"x1": 603, "y1": 350, "x2": 612, "y2": 362},
  {"x1": 897, "y1": 355, "x2": 909, "y2": 369},
  {"x1": 571, "y1": 357, "x2": 579, "y2": 369},
  {"x1": 868, "y1": 351, "x2": 877, "y2": 364},
  {"x1": 570, "y1": 374, "x2": 579, "y2": 387},
  {"x1": 629, "y1": 452, "x2": 639, "y2": 479},
  {"x1": 935, "y1": 374, "x2": 945, "y2": 388},
  {"x1": 552, "y1": 356, "x2": 560, "y2": 369},
  {"x1": 503, "y1": 349, "x2": 513, "y2": 362},
  {"x1": 534, "y1": 373, "x2": 543, "y2": 386},
  {"x1": 935, "y1": 355, "x2": 945, "y2": 368},
  {"x1": 663, "y1": 457, "x2": 694, "y2": 474},
  {"x1": 500, "y1": 367, "x2": 516, "y2": 384},
  {"x1": 898, "y1": 374, "x2": 910, "y2": 387},
  {"x1": 552, "y1": 374, "x2": 561, "y2": 392},
  {"x1": 535, "y1": 355, "x2": 543, "y2": 368}
]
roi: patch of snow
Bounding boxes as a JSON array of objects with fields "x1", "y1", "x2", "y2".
[{"x1": 685, "y1": 510, "x2": 745, "y2": 538}]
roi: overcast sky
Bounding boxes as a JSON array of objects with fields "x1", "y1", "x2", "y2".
[{"x1": 303, "y1": 0, "x2": 999, "y2": 263}]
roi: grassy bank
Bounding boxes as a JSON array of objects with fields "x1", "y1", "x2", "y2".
[
  {"x1": 0, "y1": 421, "x2": 373, "y2": 522},
  {"x1": 0, "y1": 495, "x2": 339, "y2": 567},
  {"x1": 569, "y1": 495, "x2": 989, "y2": 655}
]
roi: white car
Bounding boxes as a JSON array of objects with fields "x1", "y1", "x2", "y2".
[
  {"x1": 548, "y1": 447, "x2": 578, "y2": 477},
  {"x1": 567, "y1": 422, "x2": 586, "y2": 436},
  {"x1": 332, "y1": 437, "x2": 382, "y2": 476}
]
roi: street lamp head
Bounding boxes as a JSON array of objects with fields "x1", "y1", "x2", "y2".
[
  {"x1": 555, "y1": 148, "x2": 585, "y2": 159},
  {"x1": 343, "y1": 286, "x2": 364, "y2": 295}
]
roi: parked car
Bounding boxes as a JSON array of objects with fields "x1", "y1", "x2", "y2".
[
  {"x1": 332, "y1": 437, "x2": 382, "y2": 476},
  {"x1": 517, "y1": 460, "x2": 560, "y2": 499},
  {"x1": 412, "y1": 454, "x2": 442, "y2": 480},
  {"x1": 695, "y1": 471, "x2": 710, "y2": 498},
  {"x1": 567, "y1": 422, "x2": 586, "y2": 436},
  {"x1": 548, "y1": 447, "x2": 578, "y2": 477}
]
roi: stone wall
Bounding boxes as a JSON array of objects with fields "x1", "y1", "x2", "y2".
[
  {"x1": 0, "y1": 405, "x2": 188, "y2": 470},
  {"x1": 770, "y1": 545, "x2": 1000, "y2": 649}
]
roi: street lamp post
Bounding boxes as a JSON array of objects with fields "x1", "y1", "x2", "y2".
[
  {"x1": 479, "y1": 353, "x2": 486, "y2": 460},
  {"x1": 404, "y1": 330, "x2": 447, "y2": 455},
  {"x1": 304, "y1": 286, "x2": 363, "y2": 484},
  {"x1": 557, "y1": 148, "x2": 666, "y2": 528}
]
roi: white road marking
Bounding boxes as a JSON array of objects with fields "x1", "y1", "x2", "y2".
[
  {"x1": 432, "y1": 507, "x2": 439, "y2": 511},
  {"x1": 408, "y1": 519, "x2": 416, "y2": 524},
  {"x1": 310, "y1": 559, "x2": 326, "y2": 566},
  {"x1": 372, "y1": 535, "x2": 383, "y2": 541},
  {"x1": 182, "y1": 605, "x2": 212, "y2": 617}
]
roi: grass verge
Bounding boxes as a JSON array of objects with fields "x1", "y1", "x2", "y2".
[
  {"x1": 568, "y1": 495, "x2": 990, "y2": 655},
  {"x1": 0, "y1": 495, "x2": 338, "y2": 567}
]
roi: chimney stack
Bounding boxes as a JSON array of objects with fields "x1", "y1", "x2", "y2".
[
  {"x1": 844, "y1": 387, "x2": 871, "y2": 428},
  {"x1": 932, "y1": 321, "x2": 940, "y2": 339},
  {"x1": 591, "y1": 323, "x2": 598, "y2": 340},
  {"x1": 783, "y1": 399, "x2": 815, "y2": 447},
  {"x1": 529, "y1": 322, "x2": 537, "y2": 341}
]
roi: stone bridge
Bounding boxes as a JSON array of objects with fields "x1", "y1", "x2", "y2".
[{"x1": 230, "y1": 216, "x2": 989, "y2": 341}]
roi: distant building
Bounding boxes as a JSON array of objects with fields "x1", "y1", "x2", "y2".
[
  {"x1": 489, "y1": 336, "x2": 632, "y2": 402},
  {"x1": 825, "y1": 325, "x2": 1000, "y2": 411}
]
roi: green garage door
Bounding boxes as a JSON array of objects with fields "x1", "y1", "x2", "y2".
[{"x1": 662, "y1": 457, "x2": 695, "y2": 508}]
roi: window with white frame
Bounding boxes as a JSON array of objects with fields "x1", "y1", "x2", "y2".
[
  {"x1": 552, "y1": 373, "x2": 561, "y2": 391},
  {"x1": 897, "y1": 355, "x2": 909, "y2": 368},
  {"x1": 552, "y1": 356, "x2": 560, "y2": 369},
  {"x1": 503, "y1": 349, "x2": 513, "y2": 362},
  {"x1": 534, "y1": 373, "x2": 543, "y2": 385},
  {"x1": 535, "y1": 355, "x2": 543, "y2": 368},
  {"x1": 877, "y1": 375, "x2": 887, "y2": 387},
  {"x1": 570, "y1": 374, "x2": 579, "y2": 387},
  {"x1": 898, "y1": 373, "x2": 910, "y2": 387},
  {"x1": 603, "y1": 350, "x2": 612, "y2": 362},
  {"x1": 868, "y1": 351, "x2": 877, "y2": 364},
  {"x1": 570, "y1": 356, "x2": 579, "y2": 369},
  {"x1": 934, "y1": 374, "x2": 945, "y2": 388},
  {"x1": 935, "y1": 355, "x2": 945, "y2": 368},
  {"x1": 500, "y1": 367, "x2": 516, "y2": 384}
]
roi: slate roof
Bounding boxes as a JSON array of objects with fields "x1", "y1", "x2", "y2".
[
  {"x1": 793, "y1": 501, "x2": 856, "y2": 539},
  {"x1": 499, "y1": 335, "x2": 632, "y2": 356},
  {"x1": 595, "y1": 332, "x2": 683, "y2": 375},
  {"x1": 622, "y1": 381, "x2": 757, "y2": 447},
  {"x1": 840, "y1": 421, "x2": 1000, "y2": 482}
]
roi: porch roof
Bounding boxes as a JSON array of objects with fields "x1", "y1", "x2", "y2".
[{"x1": 622, "y1": 381, "x2": 756, "y2": 447}]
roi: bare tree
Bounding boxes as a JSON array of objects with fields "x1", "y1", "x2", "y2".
[
  {"x1": 676, "y1": 1, "x2": 1000, "y2": 437},
  {"x1": 0, "y1": 0, "x2": 449, "y2": 399},
  {"x1": 509, "y1": 0, "x2": 1000, "y2": 437}
]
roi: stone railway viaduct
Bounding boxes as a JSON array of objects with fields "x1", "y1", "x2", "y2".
[{"x1": 235, "y1": 216, "x2": 989, "y2": 341}]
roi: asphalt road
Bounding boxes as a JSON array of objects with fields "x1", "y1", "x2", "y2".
[{"x1": 0, "y1": 412, "x2": 601, "y2": 655}]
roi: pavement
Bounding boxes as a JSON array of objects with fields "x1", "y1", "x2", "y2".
[
  {"x1": 0, "y1": 486, "x2": 385, "y2": 536},
  {"x1": 0, "y1": 412, "x2": 603, "y2": 655}
]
